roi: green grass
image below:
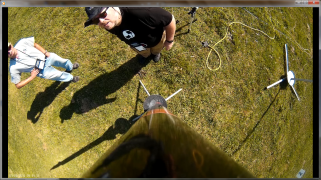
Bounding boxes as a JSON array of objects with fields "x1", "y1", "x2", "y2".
[{"x1": 8, "y1": 7, "x2": 313, "y2": 178}]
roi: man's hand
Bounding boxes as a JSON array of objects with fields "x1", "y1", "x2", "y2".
[
  {"x1": 164, "y1": 41, "x2": 174, "y2": 50},
  {"x1": 31, "y1": 68, "x2": 40, "y2": 77},
  {"x1": 34, "y1": 43, "x2": 50, "y2": 57},
  {"x1": 44, "y1": 52, "x2": 51, "y2": 57}
]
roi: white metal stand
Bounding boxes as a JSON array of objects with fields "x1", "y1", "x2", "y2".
[
  {"x1": 139, "y1": 80, "x2": 182, "y2": 102},
  {"x1": 132, "y1": 80, "x2": 183, "y2": 122},
  {"x1": 266, "y1": 44, "x2": 312, "y2": 101}
]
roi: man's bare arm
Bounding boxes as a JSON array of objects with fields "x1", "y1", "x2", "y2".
[
  {"x1": 34, "y1": 43, "x2": 50, "y2": 57},
  {"x1": 15, "y1": 68, "x2": 40, "y2": 89},
  {"x1": 164, "y1": 15, "x2": 176, "y2": 50}
]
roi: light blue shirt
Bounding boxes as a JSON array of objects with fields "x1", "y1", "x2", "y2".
[{"x1": 9, "y1": 37, "x2": 46, "y2": 84}]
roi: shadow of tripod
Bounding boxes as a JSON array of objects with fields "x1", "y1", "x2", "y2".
[
  {"x1": 51, "y1": 81, "x2": 144, "y2": 171},
  {"x1": 232, "y1": 88, "x2": 281, "y2": 155},
  {"x1": 175, "y1": 7, "x2": 198, "y2": 37}
]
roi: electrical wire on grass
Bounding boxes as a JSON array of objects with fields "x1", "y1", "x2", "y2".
[
  {"x1": 205, "y1": 21, "x2": 275, "y2": 71},
  {"x1": 204, "y1": 7, "x2": 313, "y2": 72}
]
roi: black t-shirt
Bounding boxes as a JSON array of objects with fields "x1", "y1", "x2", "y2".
[{"x1": 108, "y1": 7, "x2": 172, "y2": 49}]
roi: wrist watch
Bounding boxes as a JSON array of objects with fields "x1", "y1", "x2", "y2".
[{"x1": 166, "y1": 40, "x2": 174, "y2": 43}]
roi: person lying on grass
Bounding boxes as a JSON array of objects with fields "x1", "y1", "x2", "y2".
[
  {"x1": 8, "y1": 36, "x2": 80, "y2": 89},
  {"x1": 84, "y1": 7, "x2": 176, "y2": 65}
]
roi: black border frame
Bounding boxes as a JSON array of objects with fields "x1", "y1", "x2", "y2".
[
  {"x1": 312, "y1": 7, "x2": 319, "y2": 179},
  {"x1": 2, "y1": 7, "x2": 9, "y2": 179}
]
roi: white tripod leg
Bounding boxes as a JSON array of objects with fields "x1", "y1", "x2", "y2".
[
  {"x1": 285, "y1": 44, "x2": 289, "y2": 73},
  {"x1": 139, "y1": 80, "x2": 150, "y2": 96},
  {"x1": 290, "y1": 85, "x2": 300, "y2": 101},
  {"x1": 165, "y1": 88, "x2": 183, "y2": 101},
  {"x1": 266, "y1": 78, "x2": 285, "y2": 89}
]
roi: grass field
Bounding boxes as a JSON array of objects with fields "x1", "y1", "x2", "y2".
[{"x1": 8, "y1": 7, "x2": 314, "y2": 178}]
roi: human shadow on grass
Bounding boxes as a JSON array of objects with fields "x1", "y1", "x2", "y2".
[
  {"x1": 27, "y1": 81, "x2": 71, "y2": 123},
  {"x1": 232, "y1": 79, "x2": 287, "y2": 155},
  {"x1": 50, "y1": 114, "x2": 138, "y2": 171},
  {"x1": 59, "y1": 56, "x2": 147, "y2": 122}
]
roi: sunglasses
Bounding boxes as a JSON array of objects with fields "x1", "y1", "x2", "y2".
[{"x1": 92, "y1": 7, "x2": 109, "y2": 25}]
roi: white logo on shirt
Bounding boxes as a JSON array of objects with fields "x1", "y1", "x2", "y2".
[{"x1": 123, "y1": 30, "x2": 135, "y2": 40}]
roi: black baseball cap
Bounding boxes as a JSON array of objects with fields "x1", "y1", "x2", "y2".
[{"x1": 84, "y1": 7, "x2": 108, "y2": 27}]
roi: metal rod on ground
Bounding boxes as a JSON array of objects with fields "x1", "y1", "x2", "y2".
[
  {"x1": 291, "y1": 78, "x2": 313, "y2": 83},
  {"x1": 139, "y1": 80, "x2": 150, "y2": 96},
  {"x1": 266, "y1": 78, "x2": 285, "y2": 89},
  {"x1": 165, "y1": 88, "x2": 183, "y2": 101}
]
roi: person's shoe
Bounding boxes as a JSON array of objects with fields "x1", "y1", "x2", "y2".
[
  {"x1": 72, "y1": 76, "x2": 79, "y2": 82},
  {"x1": 152, "y1": 53, "x2": 161, "y2": 63},
  {"x1": 66, "y1": 63, "x2": 79, "y2": 73},
  {"x1": 73, "y1": 62, "x2": 80, "y2": 69}
]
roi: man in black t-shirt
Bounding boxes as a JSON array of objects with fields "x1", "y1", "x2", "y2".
[{"x1": 84, "y1": 7, "x2": 176, "y2": 64}]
